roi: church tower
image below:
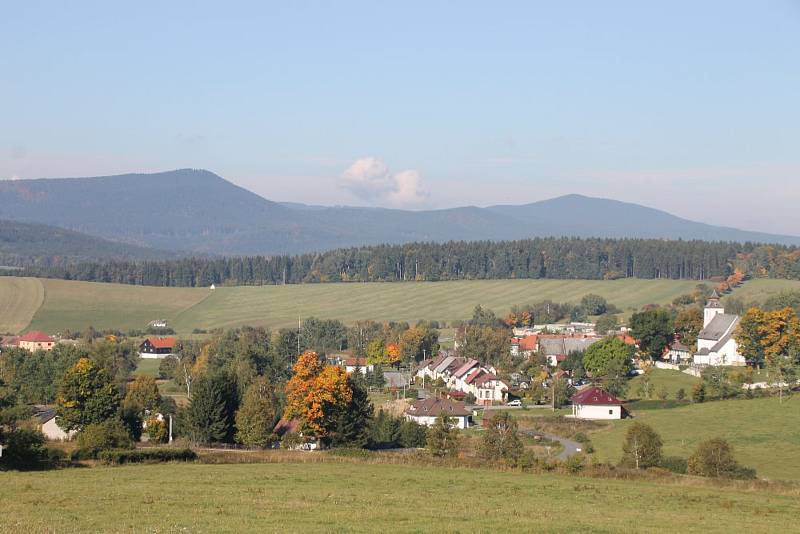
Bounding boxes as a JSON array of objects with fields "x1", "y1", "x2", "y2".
[{"x1": 704, "y1": 289, "x2": 724, "y2": 327}]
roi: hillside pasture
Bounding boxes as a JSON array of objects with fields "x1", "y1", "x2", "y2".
[
  {"x1": 0, "y1": 276, "x2": 44, "y2": 333},
  {"x1": 723, "y1": 278, "x2": 800, "y2": 305},
  {"x1": 170, "y1": 278, "x2": 699, "y2": 332},
  {"x1": 1, "y1": 462, "x2": 799, "y2": 532},
  {"x1": 26, "y1": 278, "x2": 209, "y2": 334},
  {"x1": 590, "y1": 396, "x2": 800, "y2": 481}
]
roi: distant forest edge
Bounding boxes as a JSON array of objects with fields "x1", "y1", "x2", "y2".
[{"x1": 5, "y1": 237, "x2": 800, "y2": 287}]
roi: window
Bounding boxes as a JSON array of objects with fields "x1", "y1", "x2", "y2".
[{"x1": 609, "y1": 409, "x2": 613, "y2": 415}]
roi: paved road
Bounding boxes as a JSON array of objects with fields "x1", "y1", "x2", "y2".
[{"x1": 519, "y1": 430, "x2": 582, "y2": 461}]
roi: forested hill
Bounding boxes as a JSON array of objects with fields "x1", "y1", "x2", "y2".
[
  {"x1": 0, "y1": 169, "x2": 798, "y2": 255},
  {"x1": 11, "y1": 237, "x2": 800, "y2": 287},
  {"x1": 0, "y1": 220, "x2": 174, "y2": 267}
]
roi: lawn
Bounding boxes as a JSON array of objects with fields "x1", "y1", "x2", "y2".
[
  {"x1": 628, "y1": 369, "x2": 700, "y2": 400},
  {"x1": 1, "y1": 462, "x2": 798, "y2": 532},
  {"x1": 723, "y1": 278, "x2": 800, "y2": 305},
  {"x1": 590, "y1": 396, "x2": 800, "y2": 481},
  {"x1": 133, "y1": 358, "x2": 162, "y2": 377}
]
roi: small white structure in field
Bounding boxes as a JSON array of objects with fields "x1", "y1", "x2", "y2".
[
  {"x1": 210, "y1": 284, "x2": 216, "y2": 290},
  {"x1": 570, "y1": 386, "x2": 625, "y2": 420}
]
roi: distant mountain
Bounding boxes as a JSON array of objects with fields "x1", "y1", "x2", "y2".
[
  {"x1": 0, "y1": 169, "x2": 797, "y2": 256},
  {"x1": 0, "y1": 220, "x2": 173, "y2": 266}
]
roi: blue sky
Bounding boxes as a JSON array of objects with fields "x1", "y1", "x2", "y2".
[{"x1": 1, "y1": 1, "x2": 799, "y2": 233}]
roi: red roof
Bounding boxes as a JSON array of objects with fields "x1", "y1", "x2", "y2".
[
  {"x1": 617, "y1": 334, "x2": 637, "y2": 346},
  {"x1": 18, "y1": 331, "x2": 54, "y2": 343},
  {"x1": 143, "y1": 336, "x2": 177, "y2": 349},
  {"x1": 464, "y1": 368, "x2": 484, "y2": 385},
  {"x1": 405, "y1": 397, "x2": 470, "y2": 417},
  {"x1": 343, "y1": 358, "x2": 369, "y2": 366},
  {"x1": 519, "y1": 335, "x2": 538, "y2": 351},
  {"x1": 571, "y1": 386, "x2": 623, "y2": 406}
]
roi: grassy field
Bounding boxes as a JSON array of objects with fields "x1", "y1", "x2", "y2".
[
  {"x1": 26, "y1": 278, "x2": 209, "y2": 334},
  {"x1": 1, "y1": 462, "x2": 798, "y2": 532},
  {"x1": 628, "y1": 368, "x2": 700, "y2": 399},
  {"x1": 3, "y1": 276, "x2": 797, "y2": 335},
  {"x1": 590, "y1": 396, "x2": 800, "y2": 481},
  {"x1": 722, "y1": 278, "x2": 800, "y2": 305},
  {"x1": 0, "y1": 276, "x2": 44, "y2": 333}
]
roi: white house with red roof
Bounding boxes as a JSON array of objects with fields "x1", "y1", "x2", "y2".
[
  {"x1": 17, "y1": 331, "x2": 56, "y2": 352},
  {"x1": 472, "y1": 373, "x2": 509, "y2": 405},
  {"x1": 570, "y1": 386, "x2": 625, "y2": 420},
  {"x1": 139, "y1": 336, "x2": 178, "y2": 359}
]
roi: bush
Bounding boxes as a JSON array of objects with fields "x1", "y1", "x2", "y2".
[
  {"x1": 687, "y1": 438, "x2": 755, "y2": 479},
  {"x1": 75, "y1": 419, "x2": 134, "y2": 459},
  {"x1": 398, "y1": 420, "x2": 428, "y2": 448},
  {"x1": 659, "y1": 456, "x2": 688, "y2": 474},
  {"x1": 573, "y1": 432, "x2": 590, "y2": 443},
  {"x1": 281, "y1": 432, "x2": 304, "y2": 450},
  {"x1": 0, "y1": 428, "x2": 49, "y2": 470},
  {"x1": 327, "y1": 448, "x2": 372, "y2": 459},
  {"x1": 98, "y1": 448, "x2": 197, "y2": 465},
  {"x1": 564, "y1": 454, "x2": 585, "y2": 474}
]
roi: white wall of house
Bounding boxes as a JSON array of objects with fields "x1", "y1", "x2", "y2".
[
  {"x1": 405, "y1": 414, "x2": 468, "y2": 429},
  {"x1": 344, "y1": 364, "x2": 374, "y2": 374},
  {"x1": 139, "y1": 351, "x2": 174, "y2": 360},
  {"x1": 41, "y1": 418, "x2": 77, "y2": 441},
  {"x1": 572, "y1": 404, "x2": 622, "y2": 420}
]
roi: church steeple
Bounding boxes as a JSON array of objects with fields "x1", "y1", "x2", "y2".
[{"x1": 704, "y1": 289, "x2": 724, "y2": 327}]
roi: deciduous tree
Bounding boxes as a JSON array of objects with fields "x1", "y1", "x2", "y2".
[
  {"x1": 621, "y1": 422, "x2": 662, "y2": 469},
  {"x1": 56, "y1": 358, "x2": 121, "y2": 432}
]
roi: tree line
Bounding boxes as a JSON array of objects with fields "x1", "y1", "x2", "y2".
[{"x1": 8, "y1": 237, "x2": 800, "y2": 287}]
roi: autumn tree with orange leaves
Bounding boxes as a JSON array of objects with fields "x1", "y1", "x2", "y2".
[
  {"x1": 736, "y1": 307, "x2": 800, "y2": 367},
  {"x1": 284, "y1": 351, "x2": 371, "y2": 445}
]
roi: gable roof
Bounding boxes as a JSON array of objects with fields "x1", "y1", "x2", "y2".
[
  {"x1": 405, "y1": 397, "x2": 470, "y2": 417},
  {"x1": 142, "y1": 336, "x2": 178, "y2": 349},
  {"x1": 452, "y1": 359, "x2": 479, "y2": 379},
  {"x1": 519, "y1": 335, "x2": 538, "y2": 351},
  {"x1": 669, "y1": 340, "x2": 690, "y2": 352},
  {"x1": 571, "y1": 386, "x2": 623, "y2": 406},
  {"x1": 464, "y1": 368, "x2": 484, "y2": 385},
  {"x1": 433, "y1": 355, "x2": 457, "y2": 374},
  {"x1": 18, "y1": 331, "x2": 54, "y2": 343},
  {"x1": 698, "y1": 314, "x2": 738, "y2": 342}
]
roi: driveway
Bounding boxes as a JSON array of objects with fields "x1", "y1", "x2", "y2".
[{"x1": 519, "y1": 430, "x2": 582, "y2": 461}]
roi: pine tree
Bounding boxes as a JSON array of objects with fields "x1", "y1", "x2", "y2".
[
  {"x1": 234, "y1": 376, "x2": 280, "y2": 447},
  {"x1": 331, "y1": 375, "x2": 373, "y2": 448},
  {"x1": 426, "y1": 412, "x2": 460, "y2": 457},
  {"x1": 184, "y1": 376, "x2": 228, "y2": 445}
]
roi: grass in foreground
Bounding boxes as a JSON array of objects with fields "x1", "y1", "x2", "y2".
[
  {"x1": 1, "y1": 461, "x2": 798, "y2": 533},
  {"x1": 591, "y1": 396, "x2": 800, "y2": 481}
]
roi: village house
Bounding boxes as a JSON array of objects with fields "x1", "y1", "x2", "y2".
[
  {"x1": 665, "y1": 340, "x2": 692, "y2": 364},
  {"x1": 273, "y1": 418, "x2": 318, "y2": 450},
  {"x1": 404, "y1": 397, "x2": 471, "y2": 429},
  {"x1": 694, "y1": 291, "x2": 746, "y2": 366},
  {"x1": 17, "y1": 331, "x2": 56, "y2": 352},
  {"x1": 341, "y1": 357, "x2": 374, "y2": 375},
  {"x1": 570, "y1": 386, "x2": 625, "y2": 420},
  {"x1": 33, "y1": 406, "x2": 76, "y2": 441},
  {"x1": 138, "y1": 336, "x2": 178, "y2": 359},
  {"x1": 538, "y1": 335, "x2": 601, "y2": 367},
  {"x1": 472, "y1": 373, "x2": 510, "y2": 405}
]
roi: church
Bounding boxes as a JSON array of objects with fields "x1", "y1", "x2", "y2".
[{"x1": 693, "y1": 290, "x2": 746, "y2": 366}]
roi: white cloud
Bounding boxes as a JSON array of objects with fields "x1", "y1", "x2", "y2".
[{"x1": 340, "y1": 157, "x2": 429, "y2": 208}]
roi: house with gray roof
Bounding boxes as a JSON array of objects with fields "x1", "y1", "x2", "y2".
[{"x1": 694, "y1": 292, "x2": 746, "y2": 366}]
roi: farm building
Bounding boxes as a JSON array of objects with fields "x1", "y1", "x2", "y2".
[
  {"x1": 570, "y1": 386, "x2": 625, "y2": 420},
  {"x1": 139, "y1": 336, "x2": 178, "y2": 359}
]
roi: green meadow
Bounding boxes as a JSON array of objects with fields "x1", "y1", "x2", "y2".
[{"x1": 1, "y1": 461, "x2": 798, "y2": 533}]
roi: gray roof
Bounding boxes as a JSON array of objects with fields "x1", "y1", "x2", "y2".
[
  {"x1": 383, "y1": 371, "x2": 411, "y2": 388},
  {"x1": 539, "y1": 337, "x2": 601, "y2": 356},
  {"x1": 699, "y1": 314, "x2": 739, "y2": 341}
]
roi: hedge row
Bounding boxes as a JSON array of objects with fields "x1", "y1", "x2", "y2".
[{"x1": 97, "y1": 448, "x2": 197, "y2": 465}]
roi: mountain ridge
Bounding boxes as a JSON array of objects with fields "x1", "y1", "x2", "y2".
[{"x1": 0, "y1": 168, "x2": 796, "y2": 255}]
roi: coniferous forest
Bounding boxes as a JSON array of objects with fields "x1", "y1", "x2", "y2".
[{"x1": 6, "y1": 237, "x2": 800, "y2": 287}]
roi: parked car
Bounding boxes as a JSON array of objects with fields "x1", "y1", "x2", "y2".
[{"x1": 506, "y1": 399, "x2": 522, "y2": 407}]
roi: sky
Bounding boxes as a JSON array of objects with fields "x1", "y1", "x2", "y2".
[{"x1": 1, "y1": 1, "x2": 799, "y2": 234}]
